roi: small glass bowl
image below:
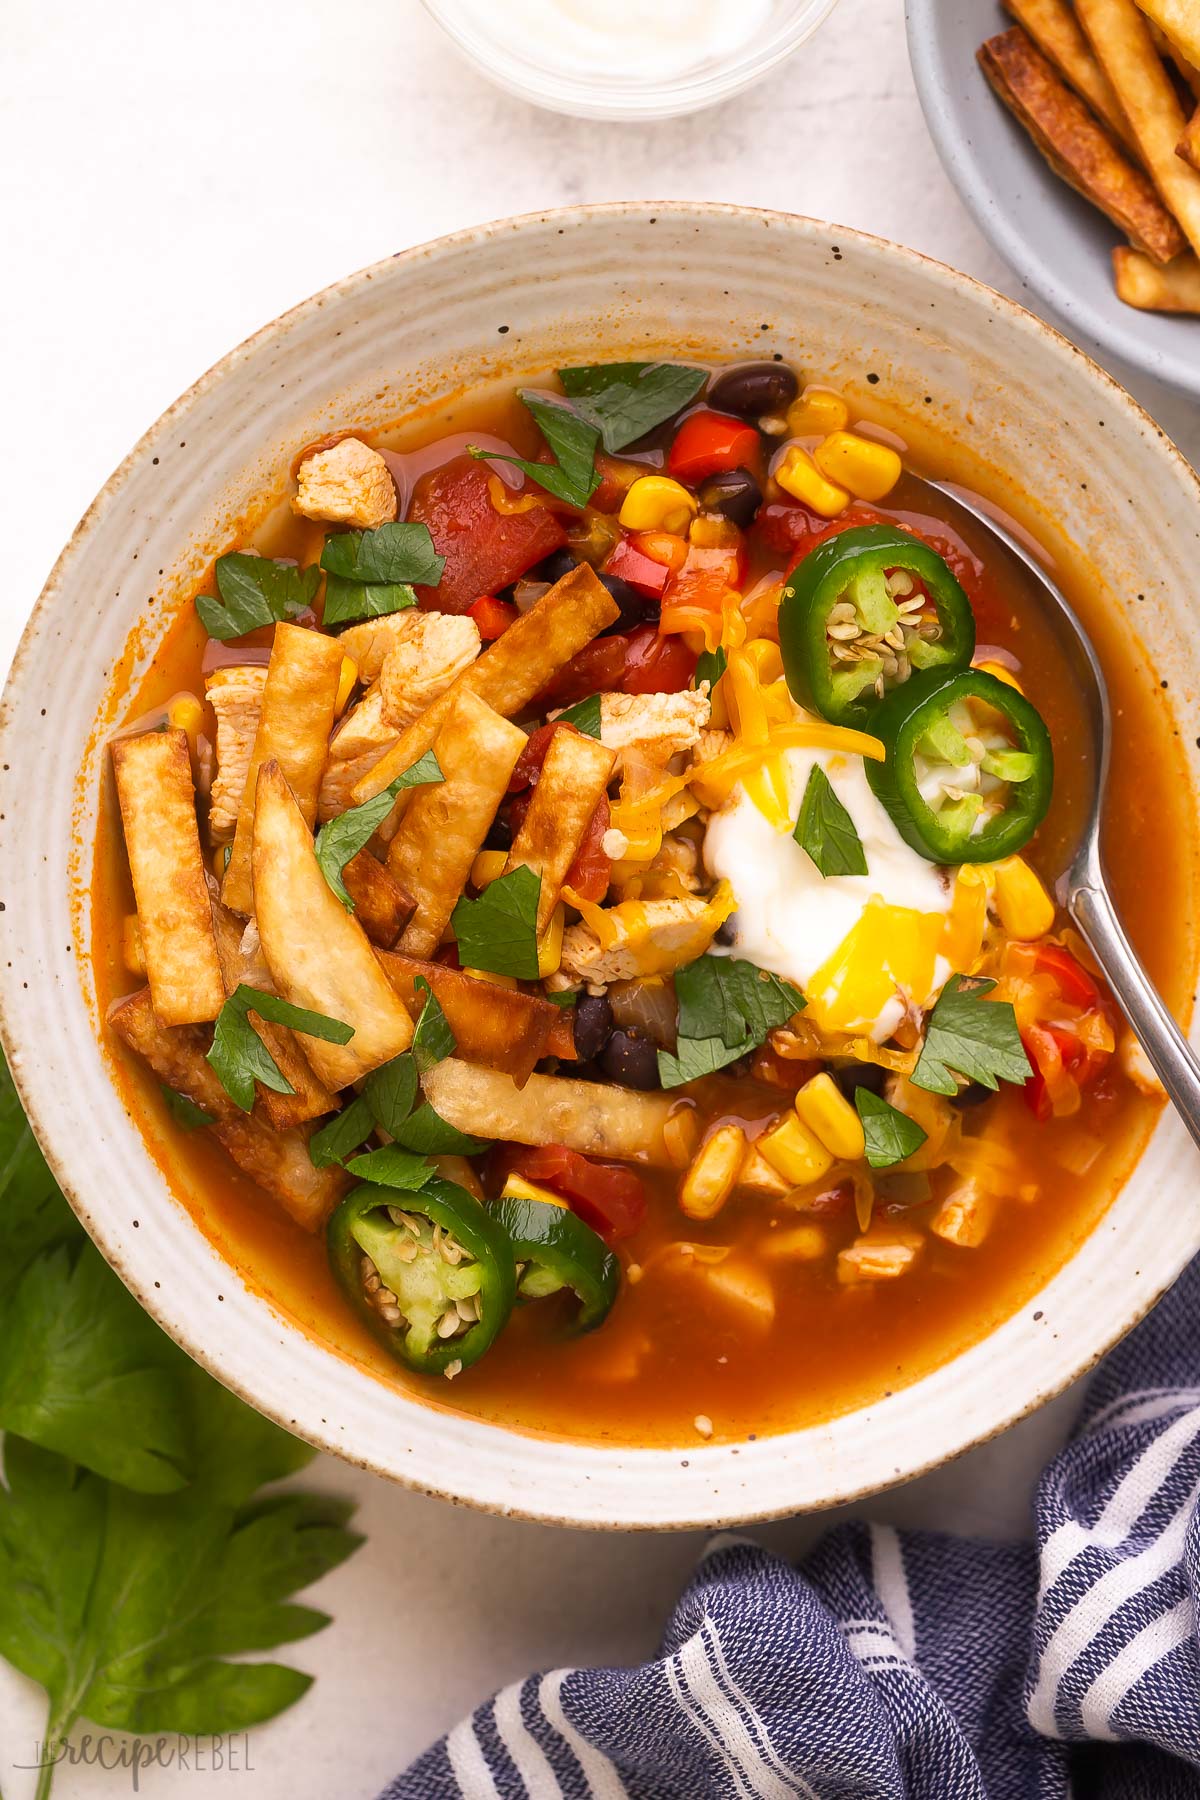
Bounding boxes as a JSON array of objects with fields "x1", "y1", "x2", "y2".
[{"x1": 420, "y1": 0, "x2": 842, "y2": 122}]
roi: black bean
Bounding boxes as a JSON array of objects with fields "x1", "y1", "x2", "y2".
[
  {"x1": 573, "y1": 992, "x2": 614, "y2": 1062},
  {"x1": 598, "y1": 572, "x2": 658, "y2": 634},
  {"x1": 951, "y1": 1081, "x2": 993, "y2": 1108},
  {"x1": 832, "y1": 1062, "x2": 887, "y2": 1101},
  {"x1": 600, "y1": 1029, "x2": 661, "y2": 1090},
  {"x1": 715, "y1": 918, "x2": 738, "y2": 946},
  {"x1": 697, "y1": 467, "x2": 762, "y2": 528},
  {"x1": 483, "y1": 805, "x2": 514, "y2": 852},
  {"x1": 534, "y1": 547, "x2": 577, "y2": 584},
  {"x1": 709, "y1": 362, "x2": 799, "y2": 419}
]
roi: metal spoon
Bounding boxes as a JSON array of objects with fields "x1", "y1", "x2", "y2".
[{"x1": 914, "y1": 477, "x2": 1200, "y2": 1139}]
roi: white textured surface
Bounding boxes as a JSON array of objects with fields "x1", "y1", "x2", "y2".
[{"x1": 1, "y1": 1, "x2": 1198, "y2": 1795}]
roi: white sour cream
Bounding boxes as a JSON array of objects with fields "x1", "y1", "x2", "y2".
[
  {"x1": 449, "y1": 0, "x2": 774, "y2": 82},
  {"x1": 703, "y1": 745, "x2": 953, "y2": 1039}
]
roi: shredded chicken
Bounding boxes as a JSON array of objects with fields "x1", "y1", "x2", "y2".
[
  {"x1": 293, "y1": 437, "x2": 397, "y2": 530},
  {"x1": 693, "y1": 727, "x2": 734, "y2": 765},
  {"x1": 599, "y1": 689, "x2": 710, "y2": 772},
  {"x1": 206, "y1": 665, "x2": 267, "y2": 842},
  {"x1": 378, "y1": 613, "x2": 481, "y2": 730},
  {"x1": 560, "y1": 895, "x2": 724, "y2": 985},
  {"x1": 929, "y1": 1178, "x2": 997, "y2": 1249},
  {"x1": 837, "y1": 1225, "x2": 924, "y2": 1285}
]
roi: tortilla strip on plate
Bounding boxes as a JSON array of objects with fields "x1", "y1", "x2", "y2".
[
  {"x1": 108, "y1": 987, "x2": 347, "y2": 1231},
  {"x1": 1004, "y1": 0, "x2": 1143, "y2": 152},
  {"x1": 351, "y1": 563, "x2": 621, "y2": 813},
  {"x1": 1134, "y1": 0, "x2": 1200, "y2": 71},
  {"x1": 223, "y1": 621, "x2": 343, "y2": 915},
  {"x1": 1077, "y1": 0, "x2": 1200, "y2": 256},
  {"x1": 252, "y1": 760, "x2": 414, "y2": 1086},
  {"x1": 422, "y1": 1059, "x2": 677, "y2": 1165},
  {"x1": 342, "y1": 850, "x2": 414, "y2": 946},
  {"x1": 208, "y1": 897, "x2": 337, "y2": 1127},
  {"x1": 388, "y1": 690, "x2": 527, "y2": 958},
  {"x1": 1113, "y1": 242, "x2": 1200, "y2": 305},
  {"x1": 505, "y1": 728, "x2": 616, "y2": 937},
  {"x1": 111, "y1": 728, "x2": 226, "y2": 1027},
  {"x1": 378, "y1": 951, "x2": 575, "y2": 1085},
  {"x1": 979, "y1": 27, "x2": 1185, "y2": 262}
]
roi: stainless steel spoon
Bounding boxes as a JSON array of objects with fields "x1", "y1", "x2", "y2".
[{"x1": 914, "y1": 477, "x2": 1200, "y2": 1139}]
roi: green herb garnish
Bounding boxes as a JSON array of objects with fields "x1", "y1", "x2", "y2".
[
  {"x1": 363, "y1": 1054, "x2": 420, "y2": 1138},
  {"x1": 558, "y1": 361, "x2": 707, "y2": 453},
  {"x1": 207, "y1": 986, "x2": 354, "y2": 1112},
  {"x1": 314, "y1": 751, "x2": 443, "y2": 908},
  {"x1": 471, "y1": 392, "x2": 601, "y2": 511},
  {"x1": 911, "y1": 975, "x2": 1033, "y2": 1097},
  {"x1": 318, "y1": 521, "x2": 444, "y2": 625},
  {"x1": 196, "y1": 553, "x2": 320, "y2": 641},
  {"x1": 322, "y1": 576, "x2": 416, "y2": 626},
  {"x1": 856, "y1": 1090, "x2": 928, "y2": 1169},
  {"x1": 161, "y1": 1085, "x2": 215, "y2": 1130},
  {"x1": 695, "y1": 646, "x2": 727, "y2": 693},
  {"x1": 391, "y1": 1105, "x2": 489, "y2": 1156},
  {"x1": 793, "y1": 765, "x2": 868, "y2": 879},
  {"x1": 450, "y1": 864, "x2": 542, "y2": 980},
  {"x1": 555, "y1": 693, "x2": 604, "y2": 738},
  {"x1": 308, "y1": 1095, "x2": 375, "y2": 1170},
  {"x1": 411, "y1": 977, "x2": 455, "y2": 1075},
  {"x1": 344, "y1": 1146, "x2": 436, "y2": 1190},
  {"x1": 658, "y1": 955, "x2": 806, "y2": 1089}
]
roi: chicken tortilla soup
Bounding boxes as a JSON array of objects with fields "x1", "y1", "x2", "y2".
[{"x1": 91, "y1": 356, "x2": 1191, "y2": 1446}]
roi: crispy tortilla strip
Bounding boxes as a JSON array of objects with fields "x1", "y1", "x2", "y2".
[
  {"x1": 505, "y1": 729, "x2": 615, "y2": 936},
  {"x1": 388, "y1": 690, "x2": 527, "y2": 958},
  {"x1": 111, "y1": 729, "x2": 225, "y2": 1027},
  {"x1": 1135, "y1": 0, "x2": 1200, "y2": 69},
  {"x1": 253, "y1": 760, "x2": 414, "y2": 1086},
  {"x1": 378, "y1": 952, "x2": 572, "y2": 1085},
  {"x1": 1005, "y1": 0, "x2": 1143, "y2": 151},
  {"x1": 1077, "y1": 0, "x2": 1200, "y2": 255},
  {"x1": 422, "y1": 1059, "x2": 675, "y2": 1165},
  {"x1": 351, "y1": 564, "x2": 621, "y2": 811},
  {"x1": 108, "y1": 988, "x2": 346, "y2": 1231},
  {"x1": 1180, "y1": 102, "x2": 1200, "y2": 169},
  {"x1": 342, "y1": 850, "x2": 414, "y2": 947},
  {"x1": 1113, "y1": 241, "x2": 1200, "y2": 303},
  {"x1": 223, "y1": 622, "x2": 344, "y2": 915},
  {"x1": 208, "y1": 899, "x2": 336, "y2": 1127},
  {"x1": 979, "y1": 28, "x2": 1185, "y2": 261}
]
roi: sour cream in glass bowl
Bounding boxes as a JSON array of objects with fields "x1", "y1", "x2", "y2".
[{"x1": 420, "y1": 0, "x2": 842, "y2": 120}]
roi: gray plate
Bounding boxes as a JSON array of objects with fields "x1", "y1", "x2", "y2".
[{"x1": 906, "y1": 0, "x2": 1200, "y2": 397}]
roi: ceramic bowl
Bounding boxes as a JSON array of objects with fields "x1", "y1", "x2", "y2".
[{"x1": 4, "y1": 203, "x2": 1200, "y2": 1528}]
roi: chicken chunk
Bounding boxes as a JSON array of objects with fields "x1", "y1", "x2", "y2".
[
  {"x1": 693, "y1": 727, "x2": 734, "y2": 765},
  {"x1": 206, "y1": 664, "x2": 267, "y2": 842},
  {"x1": 328, "y1": 685, "x2": 396, "y2": 762},
  {"x1": 837, "y1": 1225, "x2": 924, "y2": 1285},
  {"x1": 560, "y1": 895, "x2": 725, "y2": 986},
  {"x1": 598, "y1": 689, "x2": 710, "y2": 773},
  {"x1": 929, "y1": 1178, "x2": 998, "y2": 1249},
  {"x1": 293, "y1": 437, "x2": 397, "y2": 530},
  {"x1": 338, "y1": 612, "x2": 441, "y2": 684},
  {"x1": 378, "y1": 612, "x2": 481, "y2": 730}
]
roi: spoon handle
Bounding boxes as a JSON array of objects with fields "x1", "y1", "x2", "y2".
[{"x1": 1069, "y1": 879, "x2": 1200, "y2": 1148}]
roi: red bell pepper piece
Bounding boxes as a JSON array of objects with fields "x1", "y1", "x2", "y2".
[
  {"x1": 496, "y1": 1144, "x2": 648, "y2": 1240},
  {"x1": 620, "y1": 623, "x2": 698, "y2": 694},
  {"x1": 604, "y1": 535, "x2": 671, "y2": 599},
  {"x1": 667, "y1": 410, "x2": 759, "y2": 484},
  {"x1": 407, "y1": 456, "x2": 567, "y2": 612},
  {"x1": 467, "y1": 594, "x2": 519, "y2": 639},
  {"x1": 1032, "y1": 944, "x2": 1101, "y2": 1012},
  {"x1": 509, "y1": 719, "x2": 581, "y2": 792}
]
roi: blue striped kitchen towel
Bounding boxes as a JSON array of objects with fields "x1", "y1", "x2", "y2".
[{"x1": 388, "y1": 1256, "x2": 1200, "y2": 1800}]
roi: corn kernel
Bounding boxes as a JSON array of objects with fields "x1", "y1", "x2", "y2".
[
  {"x1": 470, "y1": 850, "x2": 508, "y2": 890},
  {"x1": 689, "y1": 514, "x2": 740, "y2": 550},
  {"x1": 167, "y1": 693, "x2": 204, "y2": 757},
  {"x1": 993, "y1": 856, "x2": 1055, "y2": 941},
  {"x1": 762, "y1": 1223, "x2": 829, "y2": 1262},
  {"x1": 974, "y1": 659, "x2": 1024, "y2": 694},
  {"x1": 813, "y1": 431, "x2": 903, "y2": 503},
  {"x1": 122, "y1": 914, "x2": 146, "y2": 976},
  {"x1": 212, "y1": 844, "x2": 232, "y2": 880},
  {"x1": 795, "y1": 1071, "x2": 866, "y2": 1161},
  {"x1": 663, "y1": 1106, "x2": 701, "y2": 1167},
  {"x1": 463, "y1": 967, "x2": 518, "y2": 989},
  {"x1": 501, "y1": 1172, "x2": 568, "y2": 1209},
  {"x1": 335, "y1": 656, "x2": 359, "y2": 716},
  {"x1": 786, "y1": 386, "x2": 850, "y2": 438},
  {"x1": 679, "y1": 1124, "x2": 746, "y2": 1221},
  {"x1": 774, "y1": 446, "x2": 850, "y2": 518},
  {"x1": 619, "y1": 476, "x2": 697, "y2": 534},
  {"x1": 537, "y1": 905, "x2": 565, "y2": 979},
  {"x1": 757, "y1": 1113, "x2": 835, "y2": 1187}
]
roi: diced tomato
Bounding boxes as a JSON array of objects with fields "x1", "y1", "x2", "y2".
[
  {"x1": 755, "y1": 501, "x2": 890, "y2": 565},
  {"x1": 467, "y1": 594, "x2": 519, "y2": 639},
  {"x1": 604, "y1": 535, "x2": 671, "y2": 599},
  {"x1": 1022, "y1": 1021, "x2": 1109, "y2": 1121},
  {"x1": 509, "y1": 719, "x2": 581, "y2": 792},
  {"x1": 1032, "y1": 944, "x2": 1101, "y2": 1012},
  {"x1": 565, "y1": 796, "x2": 611, "y2": 900},
  {"x1": 620, "y1": 624, "x2": 698, "y2": 694},
  {"x1": 667, "y1": 411, "x2": 760, "y2": 484},
  {"x1": 407, "y1": 456, "x2": 567, "y2": 612},
  {"x1": 493, "y1": 1143, "x2": 648, "y2": 1240}
]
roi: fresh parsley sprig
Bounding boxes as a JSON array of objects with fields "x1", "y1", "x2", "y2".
[
  {"x1": 207, "y1": 986, "x2": 354, "y2": 1112},
  {"x1": 470, "y1": 391, "x2": 601, "y2": 511},
  {"x1": 319, "y1": 521, "x2": 444, "y2": 626},
  {"x1": 558, "y1": 361, "x2": 707, "y2": 452},
  {"x1": 314, "y1": 750, "x2": 444, "y2": 909},
  {"x1": 658, "y1": 955, "x2": 806, "y2": 1090},
  {"x1": 196, "y1": 553, "x2": 320, "y2": 641},
  {"x1": 911, "y1": 975, "x2": 1033, "y2": 1097},
  {"x1": 695, "y1": 646, "x2": 727, "y2": 694},
  {"x1": 451, "y1": 864, "x2": 542, "y2": 980},
  {"x1": 856, "y1": 1090, "x2": 928, "y2": 1168},
  {"x1": 794, "y1": 765, "x2": 868, "y2": 879}
]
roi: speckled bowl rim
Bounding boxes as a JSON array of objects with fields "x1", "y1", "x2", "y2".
[{"x1": 3, "y1": 200, "x2": 1199, "y2": 1528}]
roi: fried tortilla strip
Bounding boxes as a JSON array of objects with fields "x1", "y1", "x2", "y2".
[
  {"x1": 979, "y1": 28, "x2": 1185, "y2": 261},
  {"x1": 223, "y1": 622, "x2": 343, "y2": 915},
  {"x1": 108, "y1": 988, "x2": 346, "y2": 1231},
  {"x1": 505, "y1": 729, "x2": 616, "y2": 936},
  {"x1": 422, "y1": 1059, "x2": 676, "y2": 1165},
  {"x1": 388, "y1": 690, "x2": 527, "y2": 958},
  {"x1": 1004, "y1": 0, "x2": 1142, "y2": 151},
  {"x1": 1179, "y1": 102, "x2": 1200, "y2": 170},
  {"x1": 1113, "y1": 242, "x2": 1200, "y2": 304},
  {"x1": 253, "y1": 760, "x2": 414, "y2": 1086},
  {"x1": 351, "y1": 564, "x2": 621, "y2": 811},
  {"x1": 209, "y1": 899, "x2": 336, "y2": 1127},
  {"x1": 342, "y1": 850, "x2": 414, "y2": 947},
  {"x1": 111, "y1": 729, "x2": 225, "y2": 1027},
  {"x1": 1135, "y1": 0, "x2": 1200, "y2": 69},
  {"x1": 1077, "y1": 0, "x2": 1200, "y2": 255},
  {"x1": 378, "y1": 952, "x2": 572, "y2": 1085}
]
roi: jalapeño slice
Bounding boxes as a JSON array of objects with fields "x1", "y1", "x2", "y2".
[
  {"x1": 866, "y1": 667, "x2": 1053, "y2": 864},
  {"x1": 779, "y1": 525, "x2": 975, "y2": 728},
  {"x1": 490, "y1": 1179, "x2": 620, "y2": 1333}
]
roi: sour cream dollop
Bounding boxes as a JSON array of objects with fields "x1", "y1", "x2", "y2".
[
  {"x1": 447, "y1": 0, "x2": 774, "y2": 83},
  {"x1": 703, "y1": 745, "x2": 954, "y2": 1041}
]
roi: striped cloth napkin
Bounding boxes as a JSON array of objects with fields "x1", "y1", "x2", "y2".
[{"x1": 388, "y1": 1256, "x2": 1200, "y2": 1799}]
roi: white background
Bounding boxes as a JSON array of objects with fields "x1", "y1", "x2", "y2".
[{"x1": 2, "y1": 1, "x2": 1198, "y2": 1794}]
